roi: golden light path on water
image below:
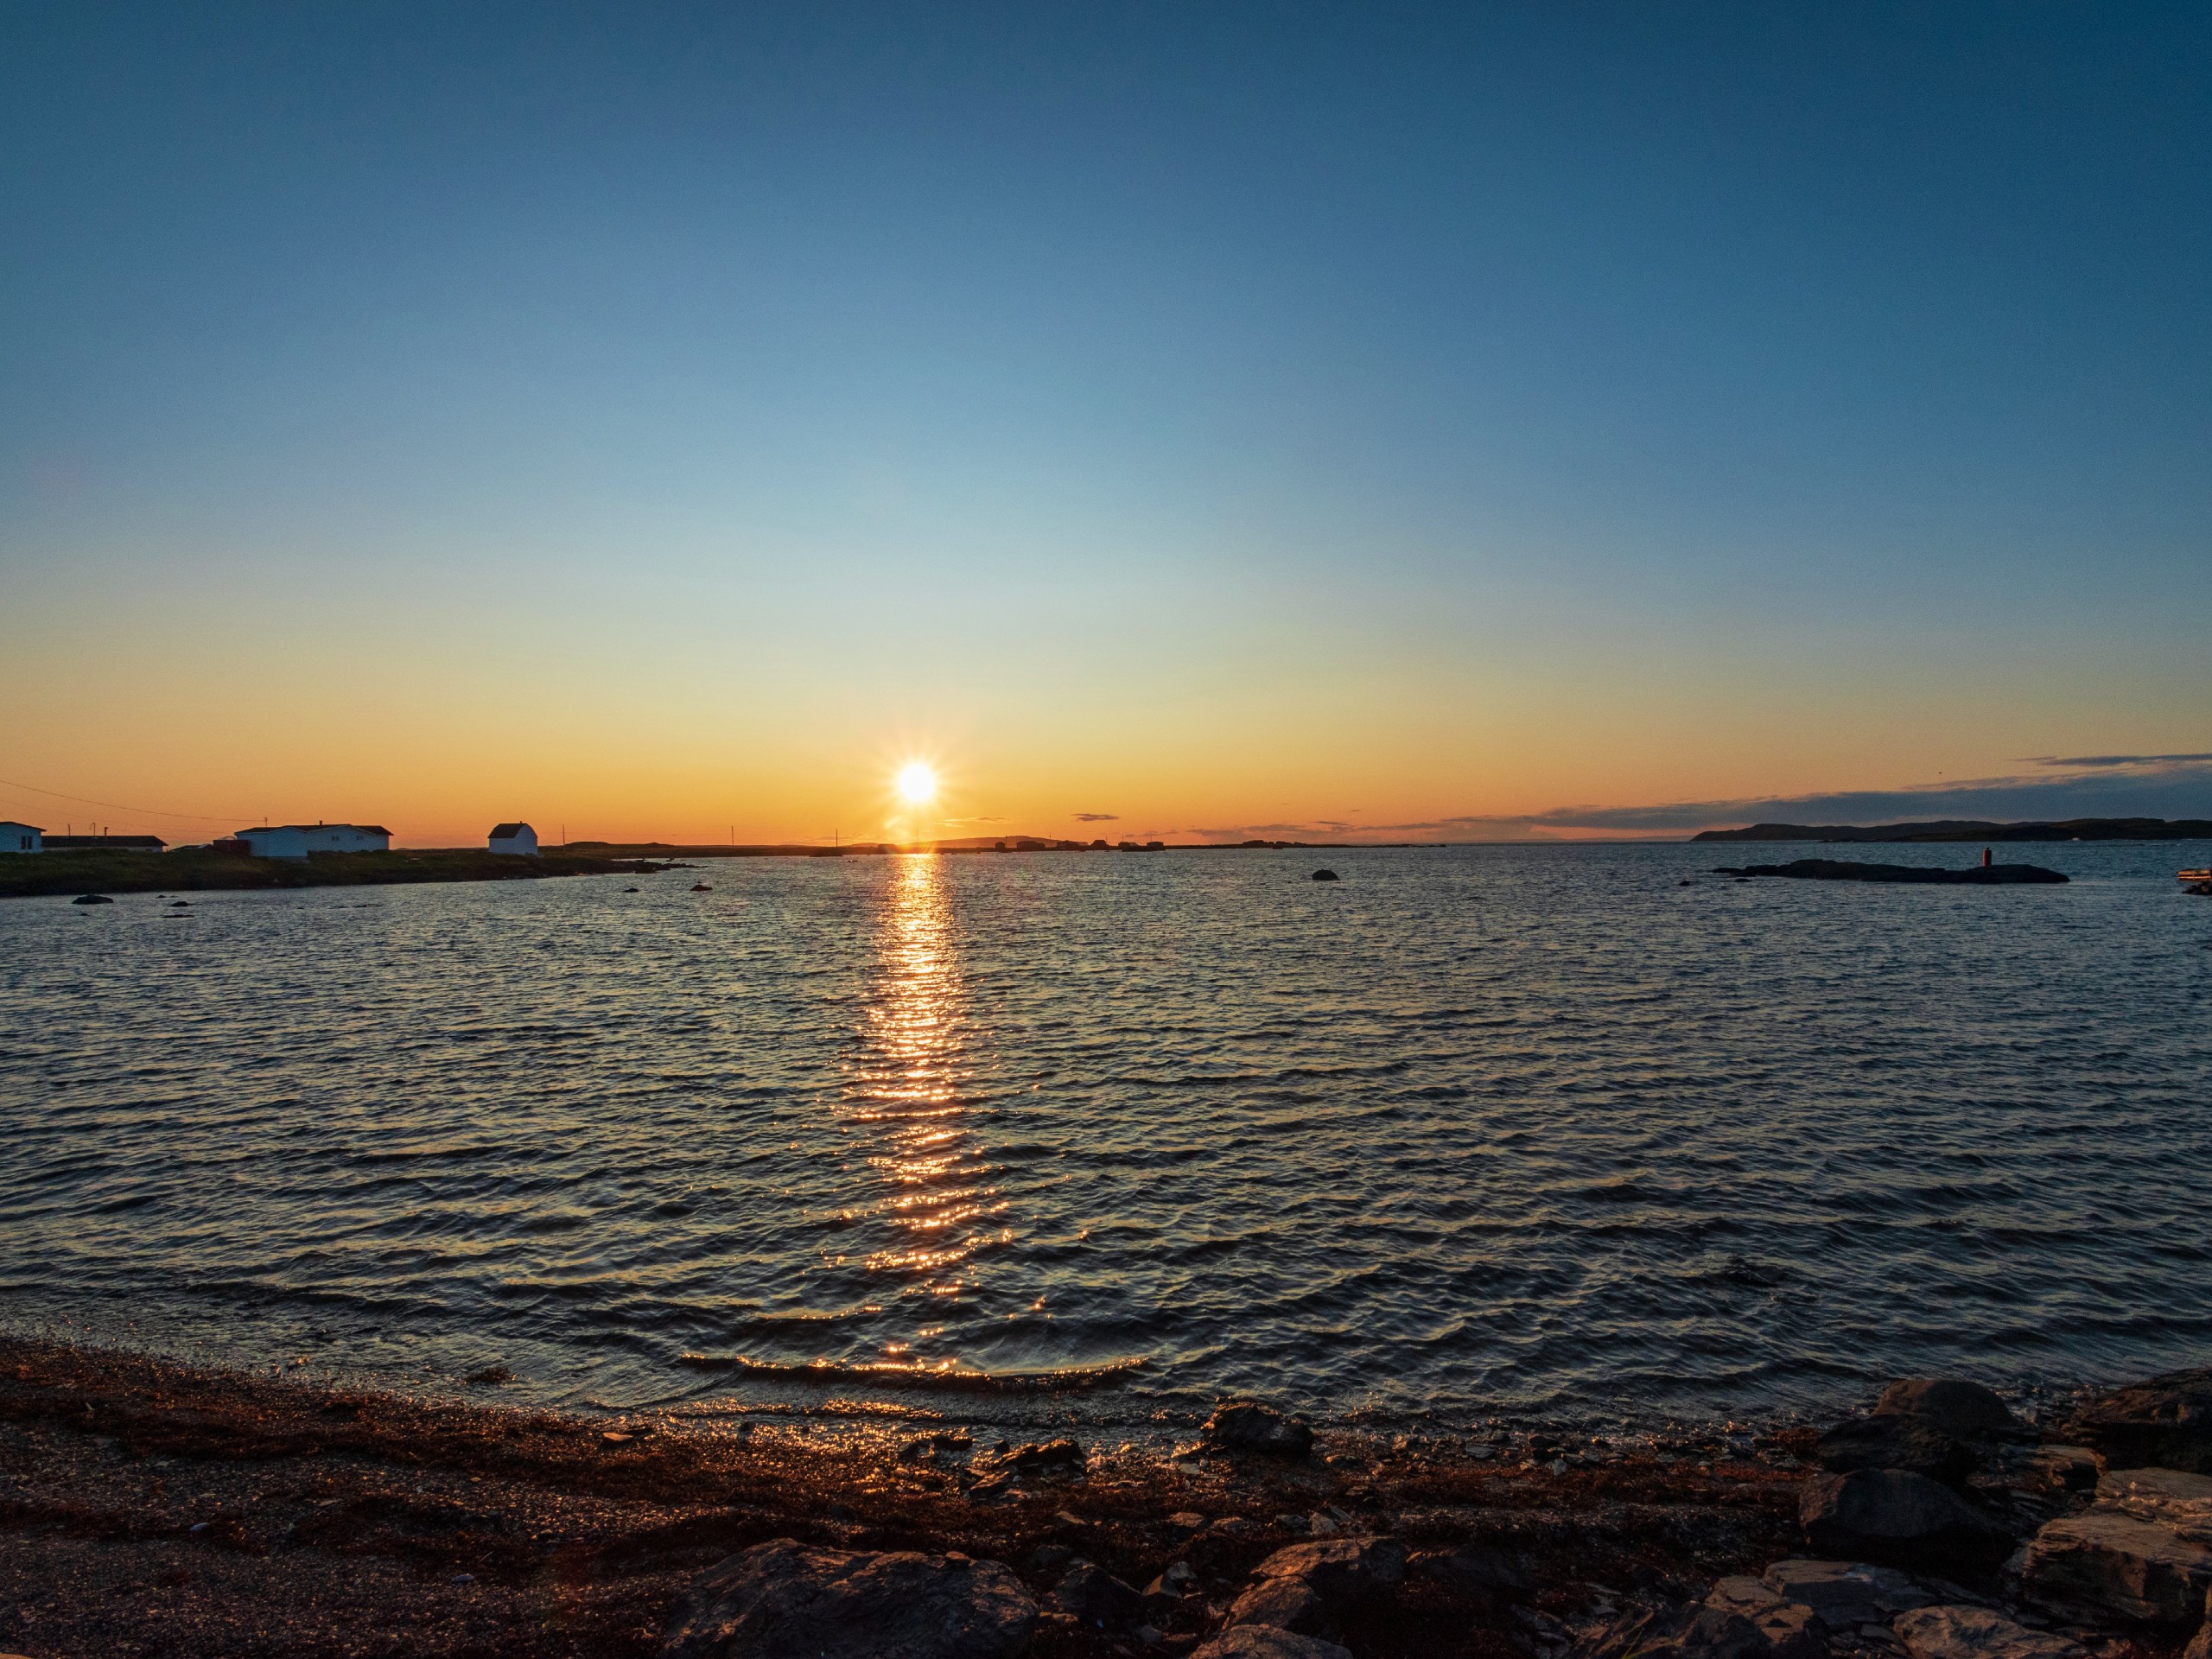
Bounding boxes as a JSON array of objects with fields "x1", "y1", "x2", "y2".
[{"x1": 842, "y1": 853, "x2": 1008, "y2": 1367}]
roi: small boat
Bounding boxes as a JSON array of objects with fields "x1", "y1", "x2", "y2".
[
  {"x1": 2181, "y1": 869, "x2": 2211, "y2": 881},
  {"x1": 2183, "y1": 868, "x2": 2212, "y2": 896}
]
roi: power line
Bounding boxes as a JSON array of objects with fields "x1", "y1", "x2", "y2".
[{"x1": 0, "y1": 775, "x2": 249, "y2": 823}]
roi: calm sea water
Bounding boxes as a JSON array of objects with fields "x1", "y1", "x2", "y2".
[{"x1": 3, "y1": 843, "x2": 2209, "y2": 1433}]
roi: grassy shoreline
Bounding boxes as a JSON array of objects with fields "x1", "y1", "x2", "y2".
[{"x1": 0, "y1": 847, "x2": 677, "y2": 900}]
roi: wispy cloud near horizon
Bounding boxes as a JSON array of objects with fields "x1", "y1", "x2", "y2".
[{"x1": 1179, "y1": 753, "x2": 2212, "y2": 842}]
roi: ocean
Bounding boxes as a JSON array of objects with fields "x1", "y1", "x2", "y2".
[{"x1": 3, "y1": 842, "x2": 2208, "y2": 1435}]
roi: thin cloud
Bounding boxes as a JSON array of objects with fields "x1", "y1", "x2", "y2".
[
  {"x1": 2028, "y1": 751, "x2": 2212, "y2": 769},
  {"x1": 1071, "y1": 811, "x2": 1118, "y2": 822}
]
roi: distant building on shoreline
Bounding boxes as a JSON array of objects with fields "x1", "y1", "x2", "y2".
[
  {"x1": 487, "y1": 822, "x2": 539, "y2": 856},
  {"x1": 0, "y1": 821, "x2": 42, "y2": 854},
  {"x1": 41, "y1": 834, "x2": 166, "y2": 853},
  {"x1": 234, "y1": 823, "x2": 392, "y2": 858}
]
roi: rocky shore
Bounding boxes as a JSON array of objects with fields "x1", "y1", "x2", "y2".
[{"x1": 2, "y1": 1338, "x2": 2206, "y2": 1659}]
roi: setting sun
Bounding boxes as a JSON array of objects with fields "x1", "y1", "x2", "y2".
[{"x1": 894, "y1": 763, "x2": 938, "y2": 804}]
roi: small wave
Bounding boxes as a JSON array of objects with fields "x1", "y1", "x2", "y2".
[{"x1": 675, "y1": 1353, "x2": 1145, "y2": 1394}]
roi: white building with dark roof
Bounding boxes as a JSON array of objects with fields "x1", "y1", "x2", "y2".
[
  {"x1": 0, "y1": 821, "x2": 42, "y2": 854},
  {"x1": 234, "y1": 823, "x2": 392, "y2": 859},
  {"x1": 487, "y1": 822, "x2": 539, "y2": 856}
]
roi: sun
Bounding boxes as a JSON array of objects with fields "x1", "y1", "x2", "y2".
[{"x1": 895, "y1": 762, "x2": 938, "y2": 804}]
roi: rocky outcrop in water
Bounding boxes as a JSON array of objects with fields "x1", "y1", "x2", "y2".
[
  {"x1": 1200, "y1": 1401, "x2": 1315, "y2": 1457},
  {"x1": 1872, "y1": 1379, "x2": 2023, "y2": 1439},
  {"x1": 1710, "y1": 860, "x2": 2069, "y2": 885},
  {"x1": 663, "y1": 1538, "x2": 1035, "y2": 1659}
]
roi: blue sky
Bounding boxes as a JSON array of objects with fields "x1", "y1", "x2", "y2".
[{"x1": 2, "y1": 3, "x2": 2206, "y2": 841}]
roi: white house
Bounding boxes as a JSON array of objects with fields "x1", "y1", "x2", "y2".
[
  {"x1": 487, "y1": 822, "x2": 539, "y2": 856},
  {"x1": 233, "y1": 823, "x2": 392, "y2": 859},
  {"x1": 0, "y1": 821, "x2": 43, "y2": 855}
]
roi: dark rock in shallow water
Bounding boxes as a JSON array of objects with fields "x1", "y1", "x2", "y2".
[
  {"x1": 2064, "y1": 1369, "x2": 2212, "y2": 1472},
  {"x1": 1814, "y1": 1415, "x2": 1978, "y2": 1486},
  {"x1": 1311, "y1": 869, "x2": 1339, "y2": 882},
  {"x1": 1710, "y1": 859, "x2": 2067, "y2": 885},
  {"x1": 1001, "y1": 1438, "x2": 1085, "y2": 1474},
  {"x1": 71, "y1": 893, "x2": 114, "y2": 905},
  {"x1": 1201, "y1": 1401, "x2": 1315, "y2": 1456},
  {"x1": 1799, "y1": 1470, "x2": 2012, "y2": 1569},
  {"x1": 1875, "y1": 1378, "x2": 2022, "y2": 1439},
  {"x1": 663, "y1": 1538, "x2": 1034, "y2": 1659}
]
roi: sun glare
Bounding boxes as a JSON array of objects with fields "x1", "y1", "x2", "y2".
[{"x1": 895, "y1": 763, "x2": 938, "y2": 804}]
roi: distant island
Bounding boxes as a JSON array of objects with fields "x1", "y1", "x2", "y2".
[{"x1": 1693, "y1": 817, "x2": 2212, "y2": 842}]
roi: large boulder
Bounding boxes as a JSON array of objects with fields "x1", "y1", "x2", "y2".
[
  {"x1": 1202, "y1": 1402, "x2": 1316, "y2": 1457},
  {"x1": 1814, "y1": 1417, "x2": 1978, "y2": 1487},
  {"x1": 1891, "y1": 1606, "x2": 2083, "y2": 1659},
  {"x1": 1249, "y1": 1538, "x2": 1406, "y2": 1603},
  {"x1": 1760, "y1": 1560, "x2": 1931, "y2": 1627},
  {"x1": 1229, "y1": 1578, "x2": 1327, "y2": 1635},
  {"x1": 1799, "y1": 1471, "x2": 2012, "y2": 1569},
  {"x1": 663, "y1": 1539, "x2": 1036, "y2": 1659},
  {"x1": 2018, "y1": 1511, "x2": 2212, "y2": 1628},
  {"x1": 2066, "y1": 1370, "x2": 2212, "y2": 1474},
  {"x1": 1192, "y1": 1629, "x2": 1353, "y2": 1659},
  {"x1": 2095, "y1": 1467, "x2": 2212, "y2": 1539},
  {"x1": 1230, "y1": 1537, "x2": 1407, "y2": 1633},
  {"x1": 1874, "y1": 1381, "x2": 2021, "y2": 1440}
]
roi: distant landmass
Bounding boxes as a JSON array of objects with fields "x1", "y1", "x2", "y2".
[{"x1": 1691, "y1": 817, "x2": 2212, "y2": 843}]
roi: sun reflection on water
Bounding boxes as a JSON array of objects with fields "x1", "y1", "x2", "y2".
[{"x1": 844, "y1": 855, "x2": 1001, "y2": 1305}]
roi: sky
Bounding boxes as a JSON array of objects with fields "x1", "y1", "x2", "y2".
[{"x1": 3, "y1": 2, "x2": 2207, "y2": 845}]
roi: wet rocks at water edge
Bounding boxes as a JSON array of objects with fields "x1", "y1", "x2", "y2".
[
  {"x1": 1200, "y1": 1401, "x2": 1316, "y2": 1457},
  {"x1": 2063, "y1": 1368, "x2": 2212, "y2": 1473},
  {"x1": 1872, "y1": 1380, "x2": 2024, "y2": 1441},
  {"x1": 1815, "y1": 1417, "x2": 1980, "y2": 1487},
  {"x1": 662, "y1": 1538, "x2": 1035, "y2": 1659}
]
